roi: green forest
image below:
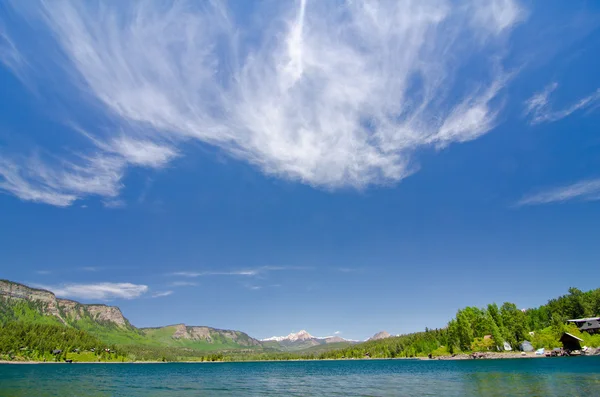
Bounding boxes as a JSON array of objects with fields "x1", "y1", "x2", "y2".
[
  {"x1": 1, "y1": 287, "x2": 599, "y2": 362},
  {"x1": 314, "y1": 287, "x2": 600, "y2": 360}
]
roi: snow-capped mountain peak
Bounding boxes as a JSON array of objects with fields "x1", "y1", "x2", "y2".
[
  {"x1": 261, "y1": 330, "x2": 315, "y2": 342},
  {"x1": 287, "y1": 330, "x2": 313, "y2": 341},
  {"x1": 260, "y1": 330, "x2": 360, "y2": 350}
]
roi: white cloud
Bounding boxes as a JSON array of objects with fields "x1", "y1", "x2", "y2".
[
  {"x1": 0, "y1": 134, "x2": 177, "y2": 206},
  {"x1": 516, "y1": 178, "x2": 600, "y2": 206},
  {"x1": 171, "y1": 270, "x2": 259, "y2": 277},
  {"x1": 334, "y1": 331, "x2": 341, "y2": 335},
  {"x1": 168, "y1": 281, "x2": 198, "y2": 287},
  {"x1": 37, "y1": 282, "x2": 148, "y2": 300},
  {"x1": 468, "y1": 0, "x2": 524, "y2": 36},
  {"x1": 1, "y1": 0, "x2": 523, "y2": 205},
  {"x1": 0, "y1": 151, "x2": 124, "y2": 207},
  {"x1": 525, "y1": 82, "x2": 600, "y2": 124},
  {"x1": 171, "y1": 266, "x2": 309, "y2": 278},
  {"x1": 337, "y1": 267, "x2": 358, "y2": 273},
  {"x1": 102, "y1": 199, "x2": 126, "y2": 209},
  {"x1": 151, "y1": 290, "x2": 173, "y2": 298},
  {"x1": 0, "y1": 25, "x2": 27, "y2": 82},
  {"x1": 98, "y1": 136, "x2": 178, "y2": 169}
]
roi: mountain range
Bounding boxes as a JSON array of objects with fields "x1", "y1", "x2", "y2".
[
  {"x1": 0, "y1": 279, "x2": 384, "y2": 354},
  {"x1": 0, "y1": 279, "x2": 261, "y2": 352},
  {"x1": 260, "y1": 330, "x2": 358, "y2": 351}
]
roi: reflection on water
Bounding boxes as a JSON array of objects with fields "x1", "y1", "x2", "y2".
[{"x1": 0, "y1": 357, "x2": 599, "y2": 397}]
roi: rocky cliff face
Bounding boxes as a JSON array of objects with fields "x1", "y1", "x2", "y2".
[
  {"x1": 323, "y1": 336, "x2": 346, "y2": 344},
  {"x1": 0, "y1": 279, "x2": 128, "y2": 328},
  {"x1": 0, "y1": 279, "x2": 66, "y2": 322},
  {"x1": 154, "y1": 324, "x2": 261, "y2": 347},
  {"x1": 368, "y1": 331, "x2": 392, "y2": 341},
  {"x1": 85, "y1": 305, "x2": 128, "y2": 327}
]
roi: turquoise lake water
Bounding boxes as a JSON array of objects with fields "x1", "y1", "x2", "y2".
[{"x1": 1, "y1": 357, "x2": 599, "y2": 396}]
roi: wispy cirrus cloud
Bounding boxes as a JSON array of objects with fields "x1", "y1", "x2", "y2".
[
  {"x1": 525, "y1": 82, "x2": 600, "y2": 124},
  {"x1": 171, "y1": 270, "x2": 259, "y2": 278},
  {"x1": 516, "y1": 178, "x2": 600, "y2": 206},
  {"x1": 171, "y1": 266, "x2": 309, "y2": 278},
  {"x1": 0, "y1": 134, "x2": 177, "y2": 207},
  {"x1": 337, "y1": 267, "x2": 361, "y2": 273},
  {"x1": 168, "y1": 281, "x2": 198, "y2": 287},
  {"x1": 0, "y1": 0, "x2": 523, "y2": 206},
  {"x1": 0, "y1": 24, "x2": 28, "y2": 83},
  {"x1": 151, "y1": 290, "x2": 173, "y2": 298},
  {"x1": 36, "y1": 282, "x2": 148, "y2": 300}
]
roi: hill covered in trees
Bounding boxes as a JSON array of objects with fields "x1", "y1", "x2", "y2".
[
  {"x1": 315, "y1": 287, "x2": 600, "y2": 360},
  {"x1": 0, "y1": 279, "x2": 263, "y2": 350}
]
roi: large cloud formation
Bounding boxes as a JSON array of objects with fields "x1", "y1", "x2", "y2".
[{"x1": 0, "y1": 0, "x2": 523, "y2": 206}]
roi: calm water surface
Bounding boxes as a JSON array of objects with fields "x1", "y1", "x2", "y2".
[{"x1": 1, "y1": 357, "x2": 599, "y2": 396}]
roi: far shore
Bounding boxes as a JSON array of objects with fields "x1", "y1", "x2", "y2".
[
  {"x1": 419, "y1": 351, "x2": 545, "y2": 360},
  {"x1": 3, "y1": 352, "x2": 594, "y2": 365}
]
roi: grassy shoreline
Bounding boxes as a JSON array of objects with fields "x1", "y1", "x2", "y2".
[{"x1": 1, "y1": 352, "x2": 572, "y2": 364}]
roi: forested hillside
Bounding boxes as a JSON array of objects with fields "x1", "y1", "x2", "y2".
[
  {"x1": 0, "y1": 298, "x2": 117, "y2": 361},
  {"x1": 0, "y1": 279, "x2": 264, "y2": 361},
  {"x1": 317, "y1": 287, "x2": 600, "y2": 359}
]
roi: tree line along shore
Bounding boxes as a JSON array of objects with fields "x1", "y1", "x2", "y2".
[{"x1": 1, "y1": 286, "x2": 600, "y2": 363}]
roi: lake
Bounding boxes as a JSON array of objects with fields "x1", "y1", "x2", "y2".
[{"x1": 1, "y1": 357, "x2": 599, "y2": 396}]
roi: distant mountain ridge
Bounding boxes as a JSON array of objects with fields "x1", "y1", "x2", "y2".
[
  {"x1": 368, "y1": 331, "x2": 392, "y2": 341},
  {"x1": 262, "y1": 330, "x2": 321, "y2": 342},
  {"x1": 0, "y1": 279, "x2": 261, "y2": 351},
  {"x1": 0, "y1": 279, "x2": 364, "y2": 354},
  {"x1": 261, "y1": 330, "x2": 358, "y2": 351},
  {"x1": 141, "y1": 324, "x2": 261, "y2": 347}
]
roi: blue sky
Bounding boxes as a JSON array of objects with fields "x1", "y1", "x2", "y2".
[{"x1": 1, "y1": 0, "x2": 600, "y2": 341}]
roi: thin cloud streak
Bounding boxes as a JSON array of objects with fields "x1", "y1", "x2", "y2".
[
  {"x1": 170, "y1": 266, "x2": 311, "y2": 278},
  {"x1": 0, "y1": 0, "x2": 523, "y2": 206},
  {"x1": 151, "y1": 290, "x2": 174, "y2": 298},
  {"x1": 171, "y1": 270, "x2": 259, "y2": 278},
  {"x1": 168, "y1": 281, "x2": 198, "y2": 287},
  {"x1": 0, "y1": 26, "x2": 27, "y2": 83},
  {"x1": 337, "y1": 267, "x2": 361, "y2": 273},
  {"x1": 35, "y1": 282, "x2": 149, "y2": 300},
  {"x1": 516, "y1": 178, "x2": 600, "y2": 206},
  {"x1": 525, "y1": 82, "x2": 600, "y2": 124}
]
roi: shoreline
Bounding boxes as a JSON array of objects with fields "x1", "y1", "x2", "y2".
[
  {"x1": 4, "y1": 352, "x2": 593, "y2": 365},
  {"x1": 419, "y1": 352, "x2": 544, "y2": 360}
]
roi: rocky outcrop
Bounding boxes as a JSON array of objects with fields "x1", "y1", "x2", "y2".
[
  {"x1": 57, "y1": 299, "x2": 84, "y2": 322},
  {"x1": 0, "y1": 279, "x2": 66, "y2": 322},
  {"x1": 85, "y1": 305, "x2": 128, "y2": 327},
  {"x1": 153, "y1": 324, "x2": 261, "y2": 346},
  {"x1": 0, "y1": 279, "x2": 129, "y2": 328},
  {"x1": 368, "y1": 331, "x2": 392, "y2": 341},
  {"x1": 324, "y1": 336, "x2": 346, "y2": 344}
]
